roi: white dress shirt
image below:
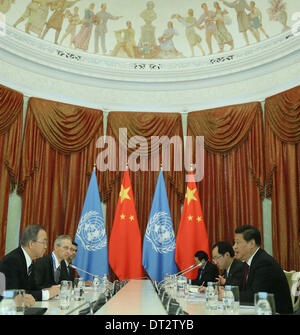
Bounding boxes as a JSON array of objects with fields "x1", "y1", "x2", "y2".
[{"x1": 21, "y1": 247, "x2": 50, "y2": 300}]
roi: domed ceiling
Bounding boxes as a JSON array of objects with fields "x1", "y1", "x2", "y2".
[
  {"x1": 0, "y1": 0, "x2": 300, "y2": 87},
  {"x1": 1, "y1": 0, "x2": 299, "y2": 57}
]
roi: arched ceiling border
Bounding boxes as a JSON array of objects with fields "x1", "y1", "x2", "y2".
[{"x1": 0, "y1": 25, "x2": 300, "y2": 88}]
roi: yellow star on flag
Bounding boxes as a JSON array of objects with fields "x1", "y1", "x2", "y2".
[
  {"x1": 119, "y1": 185, "x2": 131, "y2": 203},
  {"x1": 185, "y1": 187, "x2": 197, "y2": 205},
  {"x1": 120, "y1": 214, "x2": 126, "y2": 220},
  {"x1": 188, "y1": 215, "x2": 193, "y2": 221},
  {"x1": 129, "y1": 215, "x2": 134, "y2": 222},
  {"x1": 197, "y1": 216, "x2": 202, "y2": 222}
]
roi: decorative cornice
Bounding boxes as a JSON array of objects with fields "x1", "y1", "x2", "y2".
[{"x1": 0, "y1": 25, "x2": 300, "y2": 89}]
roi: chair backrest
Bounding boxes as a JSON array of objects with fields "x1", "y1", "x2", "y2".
[{"x1": 284, "y1": 270, "x2": 300, "y2": 312}]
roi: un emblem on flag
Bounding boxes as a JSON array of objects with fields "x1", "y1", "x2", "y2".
[
  {"x1": 76, "y1": 211, "x2": 107, "y2": 251},
  {"x1": 145, "y1": 212, "x2": 176, "y2": 254}
]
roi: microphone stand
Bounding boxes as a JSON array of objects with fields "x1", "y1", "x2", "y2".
[
  {"x1": 158, "y1": 263, "x2": 201, "y2": 287},
  {"x1": 70, "y1": 265, "x2": 99, "y2": 279},
  {"x1": 180, "y1": 263, "x2": 201, "y2": 277}
]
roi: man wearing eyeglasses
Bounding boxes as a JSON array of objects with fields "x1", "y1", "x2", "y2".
[
  {"x1": 30, "y1": 235, "x2": 73, "y2": 294},
  {"x1": 65, "y1": 241, "x2": 78, "y2": 281},
  {"x1": 211, "y1": 241, "x2": 244, "y2": 287},
  {"x1": 0, "y1": 224, "x2": 59, "y2": 304}
]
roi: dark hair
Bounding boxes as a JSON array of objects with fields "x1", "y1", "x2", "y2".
[
  {"x1": 212, "y1": 241, "x2": 234, "y2": 257},
  {"x1": 20, "y1": 224, "x2": 46, "y2": 247},
  {"x1": 72, "y1": 241, "x2": 78, "y2": 247},
  {"x1": 235, "y1": 225, "x2": 261, "y2": 246},
  {"x1": 194, "y1": 250, "x2": 208, "y2": 262}
]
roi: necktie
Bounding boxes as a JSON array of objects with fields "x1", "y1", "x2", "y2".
[
  {"x1": 55, "y1": 265, "x2": 61, "y2": 283},
  {"x1": 28, "y1": 264, "x2": 33, "y2": 277},
  {"x1": 198, "y1": 269, "x2": 203, "y2": 281},
  {"x1": 242, "y1": 263, "x2": 249, "y2": 290}
]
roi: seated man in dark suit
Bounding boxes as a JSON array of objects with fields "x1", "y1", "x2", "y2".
[
  {"x1": 30, "y1": 235, "x2": 73, "y2": 291},
  {"x1": 0, "y1": 224, "x2": 59, "y2": 303},
  {"x1": 212, "y1": 241, "x2": 244, "y2": 287},
  {"x1": 190, "y1": 250, "x2": 219, "y2": 286},
  {"x1": 65, "y1": 241, "x2": 78, "y2": 282},
  {"x1": 228, "y1": 225, "x2": 293, "y2": 314}
]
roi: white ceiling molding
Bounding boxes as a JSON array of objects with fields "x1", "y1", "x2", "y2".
[{"x1": 1, "y1": 25, "x2": 300, "y2": 92}]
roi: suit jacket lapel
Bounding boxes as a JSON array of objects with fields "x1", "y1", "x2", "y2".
[
  {"x1": 245, "y1": 248, "x2": 263, "y2": 288},
  {"x1": 18, "y1": 247, "x2": 29, "y2": 279}
]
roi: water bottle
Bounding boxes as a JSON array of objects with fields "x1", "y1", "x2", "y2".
[
  {"x1": 177, "y1": 275, "x2": 186, "y2": 298},
  {"x1": 102, "y1": 274, "x2": 109, "y2": 293},
  {"x1": 223, "y1": 285, "x2": 235, "y2": 314},
  {"x1": 93, "y1": 275, "x2": 100, "y2": 292},
  {"x1": 256, "y1": 292, "x2": 272, "y2": 315},
  {"x1": 205, "y1": 282, "x2": 217, "y2": 313}
]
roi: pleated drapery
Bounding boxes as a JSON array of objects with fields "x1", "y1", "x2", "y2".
[
  {"x1": 188, "y1": 102, "x2": 265, "y2": 247},
  {"x1": 17, "y1": 97, "x2": 103, "y2": 250},
  {"x1": 102, "y1": 112, "x2": 184, "y2": 279},
  {"x1": 0, "y1": 85, "x2": 23, "y2": 257},
  {"x1": 0, "y1": 80, "x2": 298, "y2": 272},
  {"x1": 265, "y1": 86, "x2": 300, "y2": 271}
]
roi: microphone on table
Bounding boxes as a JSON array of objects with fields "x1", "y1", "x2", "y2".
[
  {"x1": 156, "y1": 263, "x2": 202, "y2": 291},
  {"x1": 159, "y1": 263, "x2": 202, "y2": 283},
  {"x1": 69, "y1": 264, "x2": 103, "y2": 279},
  {"x1": 177, "y1": 263, "x2": 203, "y2": 277}
]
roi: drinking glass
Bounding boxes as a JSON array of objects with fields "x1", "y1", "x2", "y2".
[
  {"x1": 59, "y1": 280, "x2": 72, "y2": 310},
  {"x1": 73, "y1": 278, "x2": 85, "y2": 301},
  {"x1": 229, "y1": 286, "x2": 240, "y2": 314},
  {"x1": 254, "y1": 292, "x2": 276, "y2": 315},
  {"x1": 0, "y1": 289, "x2": 25, "y2": 314}
]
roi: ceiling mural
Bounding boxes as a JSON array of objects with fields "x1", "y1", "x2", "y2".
[{"x1": 1, "y1": 0, "x2": 299, "y2": 60}]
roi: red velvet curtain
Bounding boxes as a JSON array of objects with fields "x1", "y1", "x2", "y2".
[
  {"x1": 188, "y1": 102, "x2": 265, "y2": 248},
  {"x1": 17, "y1": 97, "x2": 103, "y2": 250},
  {"x1": 265, "y1": 86, "x2": 300, "y2": 271},
  {"x1": 102, "y1": 112, "x2": 184, "y2": 279},
  {"x1": 0, "y1": 85, "x2": 23, "y2": 257}
]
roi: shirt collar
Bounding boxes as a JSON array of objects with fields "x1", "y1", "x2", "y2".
[
  {"x1": 21, "y1": 247, "x2": 32, "y2": 270},
  {"x1": 226, "y1": 259, "x2": 234, "y2": 276},
  {"x1": 200, "y1": 261, "x2": 207, "y2": 270},
  {"x1": 51, "y1": 252, "x2": 60, "y2": 269},
  {"x1": 246, "y1": 247, "x2": 260, "y2": 267}
]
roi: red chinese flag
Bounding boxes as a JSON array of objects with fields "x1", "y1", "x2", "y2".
[
  {"x1": 175, "y1": 171, "x2": 210, "y2": 279},
  {"x1": 109, "y1": 169, "x2": 143, "y2": 280}
]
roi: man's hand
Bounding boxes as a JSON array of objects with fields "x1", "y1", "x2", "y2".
[
  {"x1": 24, "y1": 294, "x2": 35, "y2": 307},
  {"x1": 198, "y1": 285, "x2": 206, "y2": 293},
  {"x1": 216, "y1": 275, "x2": 226, "y2": 286},
  {"x1": 47, "y1": 285, "x2": 60, "y2": 299},
  {"x1": 217, "y1": 285, "x2": 225, "y2": 301}
]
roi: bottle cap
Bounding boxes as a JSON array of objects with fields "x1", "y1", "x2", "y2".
[
  {"x1": 225, "y1": 285, "x2": 232, "y2": 290},
  {"x1": 258, "y1": 292, "x2": 268, "y2": 299}
]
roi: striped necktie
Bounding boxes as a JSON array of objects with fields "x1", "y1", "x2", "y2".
[
  {"x1": 55, "y1": 265, "x2": 61, "y2": 283},
  {"x1": 28, "y1": 264, "x2": 33, "y2": 277}
]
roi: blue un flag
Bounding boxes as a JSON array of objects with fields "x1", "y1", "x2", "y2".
[
  {"x1": 73, "y1": 169, "x2": 108, "y2": 281},
  {"x1": 142, "y1": 170, "x2": 178, "y2": 281}
]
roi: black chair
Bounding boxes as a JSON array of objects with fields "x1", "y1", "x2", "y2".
[
  {"x1": 166, "y1": 297, "x2": 180, "y2": 315},
  {"x1": 175, "y1": 307, "x2": 189, "y2": 315},
  {"x1": 112, "y1": 280, "x2": 121, "y2": 295},
  {"x1": 78, "y1": 293, "x2": 108, "y2": 315}
]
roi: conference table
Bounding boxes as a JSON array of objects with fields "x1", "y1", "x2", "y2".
[{"x1": 29, "y1": 279, "x2": 256, "y2": 315}]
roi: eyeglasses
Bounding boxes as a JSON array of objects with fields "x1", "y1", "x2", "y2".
[
  {"x1": 212, "y1": 255, "x2": 223, "y2": 262},
  {"x1": 62, "y1": 246, "x2": 71, "y2": 251}
]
